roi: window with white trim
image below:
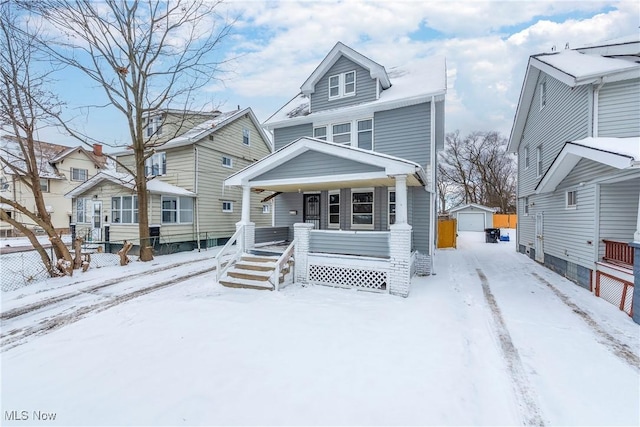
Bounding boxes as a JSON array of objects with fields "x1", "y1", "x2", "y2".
[
  {"x1": 262, "y1": 204, "x2": 271, "y2": 214},
  {"x1": 222, "y1": 201, "x2": 233, "y2": 213},
  {"x1": 524, "y1": 197, "x2": 529, "y2": 215},
  {"x1": 313, "y1": 126, "x2": 327, "y2": 140},
  {"x1": 328, "y1": 190, "x2": 340, "y2": 229},
  {"x1": 357, "y1": 119, "x2": 373, "y2": 150},
  {"x1": 524, "y1": 146, "x2": 529, "y2": 170},
  {"x1": 40, "y1": 178, "x2": 49, "y2": 192},
  {"x1": 539, "y1": 80, "x2": 547, "y2": 110},
  {"x1": 76, "y1": 198, "x2": 88, "y2": 223},
  {"x1": 162, "y1": 196, "x2": 193, "y2": 224},
  {"x1": 242, "y1": 128, "x2": 250, "y2": 146},
  {"x1": 111, "y1": 195, "x2": 138, "y2": 224},
  {"x1": 388, "y1": 190, "x2": 396, "y2": 226},
  {"x1": 145, "y1": 152, "x2": 166, "y2": 177},
  {"x1": 351, "y1": 188, "x2": 374, "y2": 229},
  {"x1": 146, "y1": 115, "x2": 163, "y2": 138},
  {"x1": 328, "y1": 70, "x2": 356, "y2": 99},
  {"x1": 222, "y1": 156, "x2": 233, "y2": 168},
  {"x1": 566, "y1": 191, "x2": 577, "y2": 208},
  {"x1": 332, "y1": 123, "x2": 351, "y2": 144},
  {"x1": 71, "y1": 167, "x2": 88, "y2": 182},
  {"x1": 536, "y1": 146, "x2": 542, "y2": 177}
]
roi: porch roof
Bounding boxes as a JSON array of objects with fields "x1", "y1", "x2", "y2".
[
  {"x1": 224, "y1": 137, "x2": 428, "y2": 192},
  {"x1": 536, "y1": 137, "x2": 640, "y2": 193},
  {"x1": 64, "y1": 171, "x2": 196, "y2": 198}
]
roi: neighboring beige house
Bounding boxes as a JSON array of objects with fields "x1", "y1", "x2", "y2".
[
  {"x1": 66, "y1": 107, "x2": 273, "y2": 251},
  {"x1": 0, "y1": 135, "x2": 108, "y2": 237}
]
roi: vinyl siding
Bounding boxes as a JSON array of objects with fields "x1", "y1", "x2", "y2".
[
  {"x1": 274, "y1": 192, "x2": 303, "y2": 240},
  {"x1": 516, "y1": 73, "x2": 590, "y2": 249},
  {"x1": 310, "y1": 56, "x2": 377, "y2": 113},
  {"x1": 409, "y1": 187, "x2": 430, "y2": 254},
  {"x1": 598, "y1": 78, "x2": 640, "y2": 138},
  {"x1": 598, "y1": 177, "x2": 640, "y2": 259},
  {"x1": 374, "y1": 102, "x2": 431, "y2": 167},
  {"x1": 273, "y1": 123, "x2": 313, "y2": 150},
  {"x1": 115, "y1": 147, "x2": 195, "y2": 191},
  {"x1": 253, "y1": 151, "x2": 384, "y2": 181},
  {"x1": 309, "y1": 230, "x2": 389, "y2": 257},
  {"x1": 435, "y1": 100, "x2": 445, "y2": 151},
  {"x1": 517, "y1": 74, "x2": 590, "y2": 198}
]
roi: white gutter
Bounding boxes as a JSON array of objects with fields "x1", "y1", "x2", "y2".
[
  {"x1": 195, "y1": 145, "x2": 201, "y2": 251},
  {"x1": 429, "y1": 95, "x2": 436, "y2": 275}
]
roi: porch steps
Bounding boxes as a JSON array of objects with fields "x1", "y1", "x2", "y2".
[{"x1": 219, "y1": 253, "x2": 293, "y2": 290}]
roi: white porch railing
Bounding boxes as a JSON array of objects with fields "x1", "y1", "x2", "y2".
[
  {"x1": 215, "y1": 226, "x2": 245, "y2": 282},
  {"x1": 269, "y1": 239, "x2": 296, "y2": 291}
]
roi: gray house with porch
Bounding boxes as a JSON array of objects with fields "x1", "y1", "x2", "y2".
[
  {"x1": 508, "y1": 35, "x2": 640, "y2": 321},
  {"x1": 217, "y1": 42, "x2": 446, "y2": 296}
]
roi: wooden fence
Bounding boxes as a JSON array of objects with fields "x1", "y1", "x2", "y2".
[
  {"x1": 493, "y1": 214, "x2": 517, "y2": 228},
  {"x1": 437, "y1": 219, "x2": 457, "y2": 249}
]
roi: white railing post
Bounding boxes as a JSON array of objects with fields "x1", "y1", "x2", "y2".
[{"x1": 294, "y1": 223, "x2": 314, "y2": 285}]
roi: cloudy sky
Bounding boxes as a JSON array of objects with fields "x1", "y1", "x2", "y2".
[{"x1": 33, "y1": 0, "x2": 640, "y2": 149}]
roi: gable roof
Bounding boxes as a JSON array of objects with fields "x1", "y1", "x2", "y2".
[
  {"x1": 224, "y1": 137, "x2": 428, "y2": 192},
  {"x1": 449, "y1": 203, "x2": 497, "y2": 214},
  {"x1": 114, "y1": 107, "x2": 272, "y2": 155},
  {"x1": 65, "y1": 170, "x2": 196, "y2": 198},
  {"x1": 536, "y1": 137, "x2": 640, "y2": 193},
  {"x1": 300, "y1": 42, "x2": 391, "y2": 96},
  {"x1": 264, "y1": 55, "x2": 446, "y2": 129},
  {"x1": 508, "y1": 34, "x2": 640, "y2": 153},
  {"x1": 1, "y1": 136, "x2": 107, "y2": 178}
]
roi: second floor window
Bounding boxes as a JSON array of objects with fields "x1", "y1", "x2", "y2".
[
  {"x1": 71, "y1": 168, "x2": 88, "y2": 182},
  {"x1": 39, "y1": 178, "x2": 49, "y2": 192},
  {"x1": 524, "y1": 197, "x2": 529, "y2": 215},
  {"x1": 536, "y1": 146, "x2": 542, "y2": 177},
  {"x1": 524, "y1": 146, "x2": 529, "y2": 170},
  {"x1": 332, "y1": 123, "x2": 351, "y2": 144},
  {"x1": 313, "y1": 127, "x2": 327, "y2": 140},
  {"x1": 243, "y1": 128, "x2": 250, "y2": 146},
  {"x1": 328, "y1": 70, "x2": 356, "y2": 99},
  {"x1": 222, "y1": 156, "x2": 233, "y2": 168},
  {"x1": 566, "y1": 191, "x2": 577, "y2": 208},
  {"x1": 358, "y1": 119, "x2": 373, "y2": 150},
  {"x1": 145, "y1": 152, "x2": 166, "y2": 176},
  {"x1": 146, "y1": 115, "x2": 163, "y2": 138},
  {"x1": 539, "y1": 80, "x2": 547, "y2": 110},
  {"x1": 111, "y1": 195, "x2": 138, "y2": 224}
]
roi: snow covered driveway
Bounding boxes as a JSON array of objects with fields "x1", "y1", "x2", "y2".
[{"x1": 2, "y1": 233, "x2": 639, "y2": 426}]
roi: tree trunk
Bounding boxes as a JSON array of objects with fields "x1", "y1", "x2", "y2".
[{"x1": 118, "y1": 241, "x2": 133, "y2": 266}]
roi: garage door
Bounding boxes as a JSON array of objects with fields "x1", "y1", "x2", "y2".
[{"x1": 457, "y1": 212, "x2": 485, "y2": 231}]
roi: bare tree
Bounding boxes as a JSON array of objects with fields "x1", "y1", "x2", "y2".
[
  {"x1": 438, "y1": 131, "x2": 516, "y2": 213},
  {"x1": 26, "y1": 0, "x2": 234, "y2": 261},
  {"x1": 0, "y1": 2, "x2": 74, "y2": 276}
]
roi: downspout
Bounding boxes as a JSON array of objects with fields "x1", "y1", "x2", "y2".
[
  {"x1": 429, "y1": 96, "x2": 436, "y2": 275},
  {"x1": 593, "y1": 79, "x2": 604, "y2": 137},
  {"x1": 195, "y1": 145, "x2": 201, "y2": 251}
]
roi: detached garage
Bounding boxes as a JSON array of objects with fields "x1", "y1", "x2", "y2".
[{"x1": 449, "y1": 204, "x2": 496, "y2": 232}]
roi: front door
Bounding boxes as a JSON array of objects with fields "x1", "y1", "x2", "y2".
[
  {"x1": 91, "y1": 201, "x2": 102, "y2": 241},
  {"x1": 535, "y1": 212, "x2": 544, "y2": 263},
  {"x1": 303, "y1": 193, "x2": 321, "y2": 230}
]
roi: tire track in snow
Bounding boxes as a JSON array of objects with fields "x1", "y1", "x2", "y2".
[
  {"x1": 476, "y1": 268, "x2": 545, "y2": 427},
  {"x1": 1, "y1": 266, "x2": 215, "y2": 352},
  {"x1": 531, "y1": 272, "x2": 640, "y2": 372}
]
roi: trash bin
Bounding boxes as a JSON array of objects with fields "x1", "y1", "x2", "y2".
[{"x1": 484, "y1": 228, "x2": 500, "y2": 243}]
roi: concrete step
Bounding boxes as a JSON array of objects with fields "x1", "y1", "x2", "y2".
[{"x1": 227, "y1": 267, "x2": 272, "y2": 282}]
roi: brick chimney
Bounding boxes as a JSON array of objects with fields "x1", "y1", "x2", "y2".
[{"x1": 93, "y1": 143, "x2": 103, "y2": 156}]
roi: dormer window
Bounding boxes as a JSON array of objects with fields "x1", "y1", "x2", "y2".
[
  {"x1": 328, "y1": 70, "x2": 356, "y2": 100},
  {"x1": 539, "y1": 80, "x2": 547, "y2": 110}
]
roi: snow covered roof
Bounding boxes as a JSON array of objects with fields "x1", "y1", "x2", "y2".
[
  {"x1": 536, "y1": 137, "x2": 640, "y2": 193},
  {"x1": 449, "y1": 203, "x2": 497, "y2": 214},
  {"x1": 65, "y1": 170, "x2": 195, "y2": 198},
  {"x1": 508, "y1": 34, "x2": 640, "y2": 153},
  {"x1": 264, "y1": 55, "x2": 446, "y2": 129}
]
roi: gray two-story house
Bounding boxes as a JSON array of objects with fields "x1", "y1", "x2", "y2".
[
  {"x1": 508, "y1": 35, "x2": 640, "y2": 320},
  {"x1": 221, "y1": 42, "x2": 446, "y2": 296}
]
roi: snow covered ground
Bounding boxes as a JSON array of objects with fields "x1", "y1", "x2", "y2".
[{"x1": 1, "y1": 230, "x2": 639, "y2": 426}]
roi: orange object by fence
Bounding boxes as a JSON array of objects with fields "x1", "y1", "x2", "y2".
[
  {"x1": 437, "y1": 219, "x2": 457, "y2": 249},
  {"x1": 493, "y1": 214, "x2": 517, "y2": 228}
]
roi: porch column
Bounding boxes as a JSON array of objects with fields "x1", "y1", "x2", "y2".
[
  {"x1": 394, "y1": 174, "x2": 408, "y2": 225},
  {"x1": 236, "y1": 185, "x2": 255, "y2": 251},
  {"x1": 389, "y1": 223, "x2": 412, "y2": 297},
  {"x1": 294, "y1": 223, "x2": 314, "y2": 285},
  {"x1": 632, "y1": 192, "x2": 640, "y2": 324}
]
